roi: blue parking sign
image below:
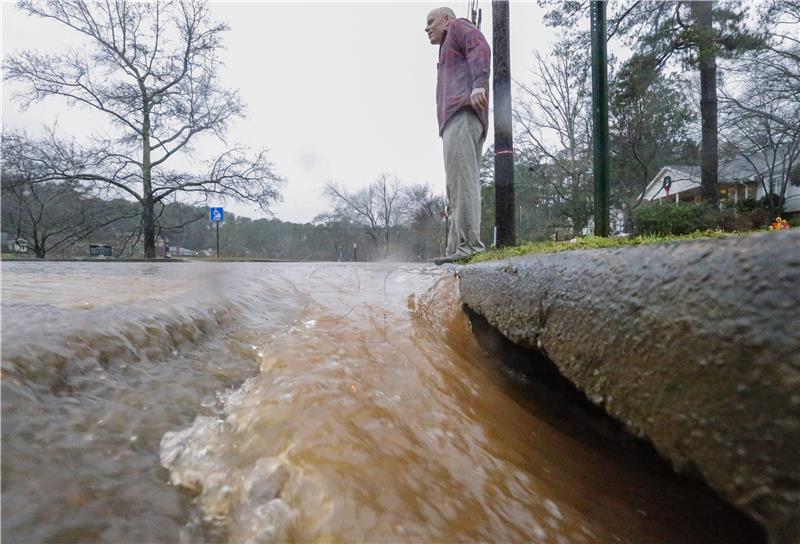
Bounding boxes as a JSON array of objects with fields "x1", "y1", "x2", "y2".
[{"x1": 209, "y1": 207, "x2": 224, "y2": 222}]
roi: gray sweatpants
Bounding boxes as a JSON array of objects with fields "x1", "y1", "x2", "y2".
[{"x1": 443, "y1": 108, "x2": 486, "y2": 257}]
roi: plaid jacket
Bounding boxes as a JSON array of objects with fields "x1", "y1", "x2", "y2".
[{"x1": 436, "y1": 18, "x2": 491, "y2": 137}]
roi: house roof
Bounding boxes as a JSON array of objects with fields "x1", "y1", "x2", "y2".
[
  {"x1": 660, "y1": 159, "x2": 779, "y2": 183},
  {"x1": 642, "y1": 155, "x2": 793, "y2": 201},
  {"x1": 661, "y1": 152, "x2": 793, "y2": 183},
  {"x1": 642, "y1": 166, "x2": 701, "y2": 201},
  {"x1": 661, "y1": 165, "x2": 700, "y2": 178}
]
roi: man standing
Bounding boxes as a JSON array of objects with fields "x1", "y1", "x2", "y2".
[{"x1": 425, "y1": 7, "x2": 490, "y2": 264}]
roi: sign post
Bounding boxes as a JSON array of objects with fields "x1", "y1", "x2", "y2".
[{"x1": 209, "y1": 207, "x2": 224, "y2": 259}]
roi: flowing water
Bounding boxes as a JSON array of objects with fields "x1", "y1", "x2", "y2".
[{"x1": 1, "y1": 261, "x2": 764, "y2": 543}]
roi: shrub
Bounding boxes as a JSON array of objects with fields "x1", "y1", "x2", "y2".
[
  {"x1": 745, "y1": 207, "x2": 772, "y2": 229},
  {"x1": 759, "y1": 193, "x2": 782, "y2": 212},
  {"x1": 633, "y1": 202, "x2": 717, "y2": 235},
  {"x1": 633, "y1": 201, "x2": 777, "y2": 235},
  {"x1": 736, "y1": 198, "x2": 758, "y2": 213},
  {"x1": 718, "y1": 206, "x2": 772, "y2": 230},
  {"x1": 716, "y1": 209, "x2": 754, "y2": 232}
]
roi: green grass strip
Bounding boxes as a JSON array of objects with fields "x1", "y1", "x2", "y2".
[{"x1": 463, "y1": 229, "x2": 754, "y2": 264}]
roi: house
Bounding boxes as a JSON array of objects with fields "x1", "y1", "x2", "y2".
[
  {"x1": 641, "y1": 156, "x2": 800, "y2": 216},
  {"x1": 167, "y1": 246, "x2": 199, "y2": 257}
]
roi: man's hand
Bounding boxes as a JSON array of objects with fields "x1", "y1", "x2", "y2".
[{"x1": 470, "y1": 88, "x2": 488, "y2": 111}]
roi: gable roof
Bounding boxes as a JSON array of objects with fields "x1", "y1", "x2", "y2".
[
  {"x1": 642, "y1": 166, "x2": 701, "y2": 201},
  {"x1": 641, "y1": 154, "x2": 795, "y2": 201}
]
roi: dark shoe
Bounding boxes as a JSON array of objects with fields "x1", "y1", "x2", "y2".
[
  {"x1": 433, "y1": 254, "x2": 458, "y2": 265},
  {"x1": 434, "y1": 251, "x2": 474, "y2": 265}
]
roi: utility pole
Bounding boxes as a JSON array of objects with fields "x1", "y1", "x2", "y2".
[
  {"x1": 493, "y1": 0, "x2": 515, "y2": 247},
  {"x1": 590, "y1": 0, "x2": 610, "y2": 237},
  {"x1": 468, "y1": 0, "x2": 482, "y2": 27}
]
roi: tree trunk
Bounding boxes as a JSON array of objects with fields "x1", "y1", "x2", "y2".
[
  {"x1": 692, "y1": 1, "x2": 719, "y2": 206},
  {"x1": 141, "y1": 108, "x2": 156, "y2": 258},
  {"x1": 32, "y1": 225, "x2": 44, "y2": 258},
  {"x1": 623, "y1": 202, "x2": 634, "y2": 234},
  {"x1": 142, "y1": 198, "x2": 156, "y2": 258}
]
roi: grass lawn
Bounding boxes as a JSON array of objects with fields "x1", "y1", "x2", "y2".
[
  {"x1": 462, "y1": 229, "x2": 760, "y2": 265},
  {"x1": 0, "y1": 253, "x2": 32, "y2": 260}
]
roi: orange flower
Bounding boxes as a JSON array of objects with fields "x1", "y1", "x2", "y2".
[{"x1": 769, "y1": 217, "x2": 790, "y2": 230}]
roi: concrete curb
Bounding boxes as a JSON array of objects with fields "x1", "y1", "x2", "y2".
[{"x1": 458, "y1": 229, "x2": 800, "y2": 543}]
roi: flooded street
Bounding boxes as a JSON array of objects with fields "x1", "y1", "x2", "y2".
[{"x1": 1, "y1": 262, "x2": 763, "y2": 543}]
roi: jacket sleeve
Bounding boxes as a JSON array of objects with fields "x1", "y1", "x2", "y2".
[{"x1": 458, "y1": 22, "x2": 491, "y2": 91}]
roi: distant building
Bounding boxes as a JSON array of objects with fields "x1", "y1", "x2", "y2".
[
  {"x1": 89, "y1": 244, "x2": 113, "y2": 257},
  {"x1": 641, "y1": 156, "x2": 800, "y2": 216},
  {"x1": 166, "y1": 246, "x2": 199, "y2": 257}
]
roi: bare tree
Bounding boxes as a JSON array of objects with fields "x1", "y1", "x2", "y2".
[
  {"x1": 324, "y1": 174, "x2": 401, "y2": 259},
  {"x1": 377, "y1": 174, "x2": 402, "y2": 256},
  {"x1": 2, "y1": 132, "x2": 138, "y2": 257},
  {"x1": 723, "y1": 111, "x2": 800, "y2": 219},
  {"x1": 515, "y1": 42, "x2": 593, "y2": 234},
  {"x1": 1, "y1": 179, "x2": 115, "y2": 258},
  {"x1": 721, "y1": 0, "x2": 799, "y2": 124},
  {"x1": 324, "y1": 183, "x2": 381, "y2": 250},
  {"x1": 399, "y1": 183, "x2": 447, "y2": 259},
  {"x1": 4, "y1": 0, "x2": 283, "y2": 257},
  {"x1": 719, "y1": 0, "x2": 800, "y2": 219},
  {"x1": 311, "y1": 211, "x2": 360, "y2": 261}
]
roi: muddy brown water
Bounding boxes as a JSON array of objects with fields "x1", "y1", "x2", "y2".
[{"x1": 1, "y1": 261, "x2": 764, "y2": 543}]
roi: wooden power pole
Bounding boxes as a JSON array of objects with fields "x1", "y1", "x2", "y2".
[
  {"x1": 492, "y1": 0, "x2": 515, "y2": 247},
  {"x1": 590, "y1": 0, "x2": 610, "y2": 237}
]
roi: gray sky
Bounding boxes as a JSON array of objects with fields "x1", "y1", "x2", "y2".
[{"x1": 2, "y1": 1, "x2": 556, "y2": 223}]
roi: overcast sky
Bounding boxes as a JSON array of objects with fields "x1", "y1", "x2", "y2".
[{"x1": 2, "y1": 1, "x2": 558, "y2": 223}]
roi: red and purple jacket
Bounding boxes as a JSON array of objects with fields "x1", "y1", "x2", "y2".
[{"x1": 436, "y1": 18, "x2": 491, "y2": 138}]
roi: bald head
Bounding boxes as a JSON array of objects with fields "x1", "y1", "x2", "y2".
[
  {"x1": 425, "y1": 7, "x2": 456, "y2": 45},
  {"x1": 432, "y1": 7, "x2": 456, "y2": 19}
]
